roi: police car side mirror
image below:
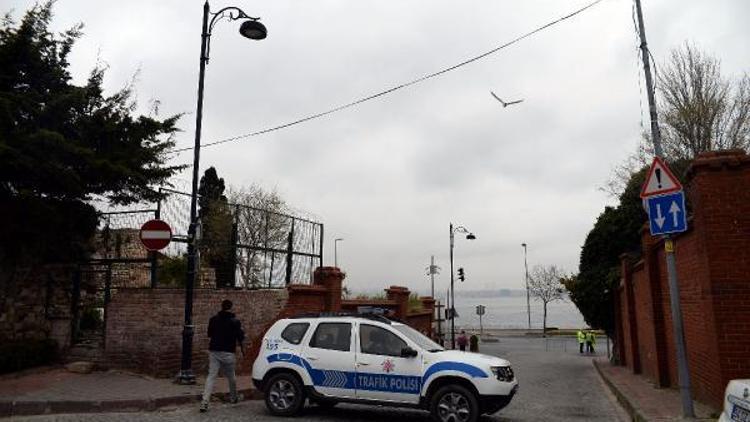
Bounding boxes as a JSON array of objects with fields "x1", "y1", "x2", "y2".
[{"x1": 401, "y1": 347, "x2": 418, "y2": 358}]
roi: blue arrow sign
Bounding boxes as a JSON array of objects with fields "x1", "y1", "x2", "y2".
[{"x1": 647, "y1": 191, "x2": 687, "y2": 236}]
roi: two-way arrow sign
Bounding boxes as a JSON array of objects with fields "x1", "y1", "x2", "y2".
[{"x1": 647, "y1": 191, "x2": 687, "y2": 235}]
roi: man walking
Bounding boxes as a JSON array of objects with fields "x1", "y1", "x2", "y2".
[
  {"x1": 577, "y1": 329, "x2": 586, "y2": 354},
  {"x1": 200, "y1": 299, "x2": 245, "y2": 412}
]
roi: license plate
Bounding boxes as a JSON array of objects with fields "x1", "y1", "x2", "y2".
[{"x1": 733, "y1": 404, "x2": 750, "y2": 422}]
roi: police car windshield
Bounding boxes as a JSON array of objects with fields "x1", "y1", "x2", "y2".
[{"x1": 393, "y1": 324, "x2": 444, "y2": 352}]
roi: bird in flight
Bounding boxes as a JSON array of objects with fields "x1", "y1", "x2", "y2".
[{"x1": 490, "y1": 91, "x2": 524, "y2": 107}]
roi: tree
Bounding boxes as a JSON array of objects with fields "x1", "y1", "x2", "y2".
[
  {"x1": 658, "y1": 43, "x2": 750, "y2": 160},
  {"x1": 567, "y1": 169, "x2": 648, "y2": 335},
  {"x1": 605, "y1": 43, "x2": 749, "y2": 197},
  {"x1": 0, "y1": 3, "x2": 182, "y2": 275},
  {"x1": 198, "y1": 167, "x2": 233, "y2": 288},
  {"x1": 528, "y1": 264, "x2": 566, "y2": 336}
]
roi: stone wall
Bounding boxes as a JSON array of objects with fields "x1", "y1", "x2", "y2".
[
  {"x1": 615, "y1": 150, "x2": 750, "y2": 408},
  {"x1": 0, "y1": 265, "x2": 74, "y2": 349}
]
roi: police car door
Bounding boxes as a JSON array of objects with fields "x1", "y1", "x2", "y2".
[
  {"x1": 355, "y1": 323, "x2": 422, "y2": 404},
  {"x1": 302, "y1": 321, "x2": 356, "y2": 398}
]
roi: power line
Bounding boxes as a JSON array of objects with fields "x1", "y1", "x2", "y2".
[{"x1": 170, "y1": 0, "x2": 606, "y2": 155}]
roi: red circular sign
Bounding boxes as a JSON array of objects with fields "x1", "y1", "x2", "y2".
[{"x1": 139, "y1": 219, "x2": 172, "y2": 251}]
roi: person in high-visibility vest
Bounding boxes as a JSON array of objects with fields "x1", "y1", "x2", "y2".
[
  {"x1": 576, "y1": 329, "x2": 586, "y2": 354},
  {"x1": 585, "y1": 330, "x2": 597, "y2": 354}
]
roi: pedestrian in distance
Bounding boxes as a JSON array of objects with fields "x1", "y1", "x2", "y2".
[
  {"x1": 585, "y1": 330, "x2": 596, "y2": 354},
  {"x1": 457, "y1": 330, "x2": 468, "y2": 351},
  {"x1": 200, "y1": 299, "x2": 245, "y2": 413},
  {"x1": 577, "y1": 329, "x2": 586, "y2": 354}
]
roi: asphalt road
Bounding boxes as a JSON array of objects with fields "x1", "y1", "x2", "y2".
[{"x1": 12, "y1": 337, "x2": 627, "y2": 422}]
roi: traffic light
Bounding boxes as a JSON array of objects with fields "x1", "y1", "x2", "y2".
[{"x1": 458, "y1": 267, "x2": 465, "y2": 282}]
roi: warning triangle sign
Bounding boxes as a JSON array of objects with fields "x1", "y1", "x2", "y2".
[{"x1": 640, "y1": 157, "x2": 682, "y2": 198}]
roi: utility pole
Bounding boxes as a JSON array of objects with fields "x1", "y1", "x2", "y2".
[
  {"x1": 427, "y1": 255, "x2": 440, "y2": 298},
  {"x1": 634, "y1": 0, "x2": 694, "y2": 417},
  {"x1": 522, "y1": 243, "x2": 531, "y2": 330}
]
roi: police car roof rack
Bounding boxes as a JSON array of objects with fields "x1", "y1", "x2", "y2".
[{"x1": 289, "y1": 311, "x2": 395, "y2": 325}]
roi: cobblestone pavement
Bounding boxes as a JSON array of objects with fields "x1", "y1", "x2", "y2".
[{"x1": 9, "y1": 337, "x2": 627, "y2": 421}]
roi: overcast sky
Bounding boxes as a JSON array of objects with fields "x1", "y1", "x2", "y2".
[{"x1": 9, "y1": 0, "x2": 749, "y2": 295}]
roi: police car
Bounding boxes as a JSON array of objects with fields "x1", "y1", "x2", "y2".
[
  {"x1": 720, "y1": 379, "x2": 750, "y2": 422},
  {"x1": 252, "y1": 313, "x2": 518, "y2": 422}
]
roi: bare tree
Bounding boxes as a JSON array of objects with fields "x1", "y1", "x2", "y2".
[
  {"x1": 659, "y1": 43, "x2": 750, "y2": 159},
  {"x1": 604, "y1": 43, "x2": 750, "y2": 197},
  {"x1": 528, "y1": 264, "x2": 566, "y2": 336}
]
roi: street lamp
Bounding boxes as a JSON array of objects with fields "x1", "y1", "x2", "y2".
[
  {"x1": 334, "y1": 238, "x2": 344, "y2": 267},
  {"x1": 522, "y1": 243, "x2": 530, "y2": 331},
  {"x1": 178, "y1": 1, "x2": 267, "y2": 385},
  {"x1": 450, "y1": 223, "x2": 476, "y2": 349}
]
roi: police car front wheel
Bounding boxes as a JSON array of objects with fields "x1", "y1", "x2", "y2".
[
  {"x1": 430, "y1": 384, "x2": 480, "y2": 422},
  {"x1": 264, "y1": 373, "x2": 305, "y2": 416}
]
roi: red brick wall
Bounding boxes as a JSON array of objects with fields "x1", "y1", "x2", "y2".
[
  {"x1": 689, "y1": 150, "x2": 750, "y2": 403},
  {"x1": 105, "y1": 288, "x2": 288, "y2": 377},
  {"x1": 105, "y1": 266, "x2": 436, "y2": 377},
  {"x1": 616, "y1": 150, "x2": 750, "y2": 409}
]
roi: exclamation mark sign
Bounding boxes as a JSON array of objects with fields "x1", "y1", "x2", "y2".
[{"x1": 655, "y1": 168, "x2": 662, "y2": 189}]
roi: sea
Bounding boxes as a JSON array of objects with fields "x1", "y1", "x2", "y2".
[{"x1": 443, "y1": 294, "x2": 586, "y2": 330}]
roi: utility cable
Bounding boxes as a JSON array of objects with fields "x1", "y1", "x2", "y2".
[{"x1": 170, "y1": 0, "x2": 606, "y2": 154}]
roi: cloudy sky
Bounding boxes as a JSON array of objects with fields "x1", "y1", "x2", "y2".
[{"x1": 9, "y1": 0, "x2": 749, "y2": 295}]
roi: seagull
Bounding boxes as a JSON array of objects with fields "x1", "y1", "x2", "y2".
[{"x1": 490, "y1": 91, "x2": 524, "y2": 108}]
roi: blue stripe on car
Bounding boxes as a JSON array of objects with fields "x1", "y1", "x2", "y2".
[
  {"x1": 422, "y1": 361, "x2": 489, "y2": 382},
  {"x1": 266, "y1": 353, "x2": 487, "y2": 394}
]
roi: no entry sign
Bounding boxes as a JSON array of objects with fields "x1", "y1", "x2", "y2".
[{"x1": 139, "y1": 219, "x2": 172, "y2": 251}]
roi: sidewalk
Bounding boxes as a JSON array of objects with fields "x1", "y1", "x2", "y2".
[
  {"x1": 0, "y1": 367, "x2": 261, "y2": 418},
  {"x1": 593, "y1": 358, "x2": 719, "y2": 421}
]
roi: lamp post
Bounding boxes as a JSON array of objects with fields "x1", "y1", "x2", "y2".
[
  {"x1": 334, "y1": 238, "x2": 344, "y2": 267},
  {"x1": 449, "y1": 223, "x2": 476, "y2": 349},
  {"x1": 177, "y1": 1, "x2": 267, "y2": 385},
  {"x1": 521, "y1": 243, "x2": 531, "y2": 331}
]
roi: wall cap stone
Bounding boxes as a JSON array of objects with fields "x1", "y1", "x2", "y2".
[{"x1": 687, "y1": 149, "x2": 750, "y2": 180}]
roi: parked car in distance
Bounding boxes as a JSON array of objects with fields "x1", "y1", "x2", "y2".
[{"x1": 252, "y1": 313, "x2": 518, "y2": 422}]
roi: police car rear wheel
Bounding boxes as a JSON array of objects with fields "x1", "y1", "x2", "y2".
[
  {"x1": 430, "y1": 385, "x2": 479, "y2": 422},
  {"x1": 265, "y1": 373, "x2": 305, "y2": 416}
]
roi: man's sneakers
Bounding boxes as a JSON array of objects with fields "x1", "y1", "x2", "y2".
[{"x1": 200, "y1": 393, "x2": 243, "y2": 412}]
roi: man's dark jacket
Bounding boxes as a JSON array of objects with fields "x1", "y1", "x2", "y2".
[{"x1": 207, "y1": 311, "x2": 245, "y2": 353}]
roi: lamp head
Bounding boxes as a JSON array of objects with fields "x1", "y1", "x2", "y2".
[
  {"x1": 521, "y1": 243, "x2": 527, "y2": 248},
  {"x1": 466, "y1": 233, "x2": 476, "y2": 240},
  {"x1": 239, "y1": 19, "x2": 267, "y2": 40}
]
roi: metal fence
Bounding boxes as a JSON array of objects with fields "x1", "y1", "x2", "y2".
[{"x1": 87, "y1": 188, "x2": 323, "y2": 290}]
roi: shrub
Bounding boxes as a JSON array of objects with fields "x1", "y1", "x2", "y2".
[
  {"x1": 79, "y1": 307, "x2": 103, "y2": 331},
  {"x1": 0, "y1": 338, "x2": 58, "y2": 374}
]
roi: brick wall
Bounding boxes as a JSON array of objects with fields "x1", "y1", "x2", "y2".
[
  {"x1": 105, "y1": 288, "x2": 288, "y2": 377},
  {"x1": 105, "y1": 266, "x2": 436, "y2": 377},
  {"x1": 616, "y1": 150, "x2": 750, "y2": 408}
]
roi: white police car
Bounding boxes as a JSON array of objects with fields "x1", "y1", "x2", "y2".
[
  {"x1": 252, "y1": 313, "x2": 518, "y2": 422},
  {"x1": 720, "y1": 379, "x2": 750, "y2": 422}
]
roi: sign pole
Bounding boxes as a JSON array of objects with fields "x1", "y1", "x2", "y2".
[{"x1": 635, "y1": 0, "x2": 694, "y2": 416}]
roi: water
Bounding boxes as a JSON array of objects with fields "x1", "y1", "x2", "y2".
[{"x1": 445, "y1": 295, "x2": 586, "y2": 330}]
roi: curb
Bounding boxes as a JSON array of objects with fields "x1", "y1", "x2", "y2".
[
  {"x1": 593, "y1": 359, "x2": 648, "y2": 422},
  {"x1": 0, "y1": 388, "x2": 263, "y2": 418}
]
